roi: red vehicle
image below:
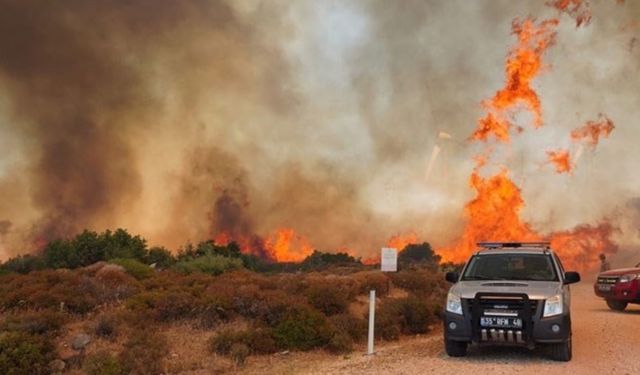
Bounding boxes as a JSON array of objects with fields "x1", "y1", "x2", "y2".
[{"x1": 594, "y1": 262, "x2": 640, "y2": 311}]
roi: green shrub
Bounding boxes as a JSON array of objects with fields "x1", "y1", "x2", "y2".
[
  {"x1": 1, "y1": 255, "x2": 45, "y2": 274},
  {"x1": 83, "y1": 350, "x2": 122, "y2": 375},
  {"x1": 146, "y1": 247, "x2": 175, "y2": 268},
  {"x1": 397, "y1": 296, "x2": 430, "y2": 334},
  {"x1": 398, "y1": 242, "x2": 440, "y2": 264},
  {"x1": 173, "y1": 255, "x2": 243, "y2": 276},
  {"x1": 110, "y1": 258, "x2": 152, "y2": 280},
  {"x1": 1, "y1": 311, "x2": 66, "y2": 336},
  {"x1": 0, "y1": 331, "x2": 56, "y2": 375},
  {"x1": 273, "y1": 305, "x2": 332, "y2": 351},
  {"x1": 119, "y1": 330, "x2": 169, "y2": 375}
]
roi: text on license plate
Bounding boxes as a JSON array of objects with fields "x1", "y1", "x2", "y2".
[
  {"x1": 480, "y1": 317, "x2": 522, "y2": 328},
  {"x1": 598, "y1": 284, "x2": 611, "y2": 291}
]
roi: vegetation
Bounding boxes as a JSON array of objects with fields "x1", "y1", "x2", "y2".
[{"x1": 0, "y1": 228, "x2": 449, "y2": 371}]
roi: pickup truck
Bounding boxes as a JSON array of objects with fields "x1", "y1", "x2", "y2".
[
  {"x1": 443, "y1": 242, "x2": 581, "y2": 361},
  {"x1": 594, "y1": 262, "x2": 640, "y2": 311}
]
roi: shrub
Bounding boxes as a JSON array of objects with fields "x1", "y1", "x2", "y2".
[
  {"x1": 390, "y1": 269, "x2": 442, "y2": 294},
  {"x1": 397, "y1": 296, "x2": 430, "y2": 334},
  {"x1": 208, "y1": 328, "x2": 248, "y2": 355},
  {"x1": 146, "y1": 247, "x2": 175, "y2": 268},
  {"x1": 83, "y1": 350, "x2": 122, "y2": 375},
  {"x1": 246, "y1": 327, "x2": 277, "y2": 355},
  {"x1": 329, "y1": 313, "x2": 367, "y2": 341},
  {"x1": 230, "y1": 343, "x2": 250, "y2": 366},
  {"x1": 1, "y1": 311, "x2": 66, "y2": 336},
  {"x1": 371, "y1": 301, "x2": 402, "y2": 341},
  {"x1": 300, "y1": 251, "x2": 361, "y2": 271},
  {"x1": 398, "y1": 242, "x2": 440, "y2": 265},
  {"x1": 173, "y1": 255, "x2": 243, "y2": 276},
  {"x1": 326, "y1": 331, "x2": 353, "y2": 354},
  {"x1": 1, "y1": 255, "x2": 45, "y2": 274},
  {"x1": 119, "y1": 330, "x2": 169, "y2": 375},
  {"x1": 0, "y1": 331, "x2": 56, "y2": 375},
  {"x1": 93, "y1": 313, "x2": 118, "y2": 340},
  {"x1": 273, "y1": 305, "x2": 332, "y2": 351},
  {"x1": 305, "y1": 282, "x2": 349, "y2": 316},
  {"x1": 110, "y1": 258, "x2": 152, "y2": 280},
  {"x1": 353, "y1": 271, "x2": 390, "y2": 297}
]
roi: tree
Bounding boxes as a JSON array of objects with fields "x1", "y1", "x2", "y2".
[{"x1": 398, "y1": 242, "x2": 440, "y2": 265}]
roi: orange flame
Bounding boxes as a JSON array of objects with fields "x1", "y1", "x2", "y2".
[
  {"x1": 547, "y1": 0, "x2": 592, "y2": 27},
  {"x1": 546, "y1": 150, "x2": 573, "y2": 174},
  {"x1": 439, "y1": 16, "x2": 617, "y2": 272},
  {"x1": 264, "y1": 228, "x2": 313, "y2": 263},
  {"x1": 438, "y1": 170, "x2": 540, "y2": 264},
  {"x1": 472, "y1": 18, "x2": 558, "y2": 142},
  {"x1": 386, "y1": 231, "x2": 419, "y2": 252},
  {"x1": 570, "y1": 115, "x2": 615, "y2": 147}
]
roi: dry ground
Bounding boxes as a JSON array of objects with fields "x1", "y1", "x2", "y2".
[{"x1": 234, "y1": 279, "x2": 640, "y2": 375}]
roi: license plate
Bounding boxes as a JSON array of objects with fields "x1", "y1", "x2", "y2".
[
  {"x1": 480, "y1": 317, "x2": 522, "y2": 328},
  {"x1": 598, "y1": 284, "x2": 611, "y2": 292}
]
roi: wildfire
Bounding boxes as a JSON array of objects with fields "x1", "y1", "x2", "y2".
[
  {"x1": 214, "y1": 228, "x2": 313, "y2": 263},
  {"x1": 546, "y1": 150, "x2": 573, "y2": 174},
  {"x1": 471, "y1": 18, "x2": 558, "y2": 142},
  {"x1": 547, "y1": 0, "x2": 592, "y2": 27},
  {"x1": 264, "y1": 228, "x2": 313, "y2": 263},
  {"x1": 570, "y1": 115, "x2": 615, "y2": 147},
  {"x1": 386, "y1": 231, "x2": 419, "y2": 252},
  {"x1": 438, "y1": 15, "x2": 618, "y2": 272}
]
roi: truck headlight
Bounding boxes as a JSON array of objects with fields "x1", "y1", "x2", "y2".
[
  {"x1": 543, "y1": 294, "x2": 563, "y2": 318},
  {"x1": 446, "y1": 292, "x2": 463, "y2": 315},
  {"x1": 619, "y1": 274, "x2": 639, "y2": 283}
]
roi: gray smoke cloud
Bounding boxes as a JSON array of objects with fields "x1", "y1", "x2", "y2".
[{"x1": 0, "y1": 0, "x2": 637, "y2": 260}]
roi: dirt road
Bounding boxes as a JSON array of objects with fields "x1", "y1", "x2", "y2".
[{"x1": 245, "y1": 280, "x2": 640, "y2": 374}]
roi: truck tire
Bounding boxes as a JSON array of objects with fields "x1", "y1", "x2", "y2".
[
  {"x1": 606, "y1": 300, "x2": 628, "y2": 311},
  {"x1": 444, "y1": 339, "x2": 467, "y2": 357},
  {"x1": 550, "y1": 337, "x2": 572, "y2": 362}
]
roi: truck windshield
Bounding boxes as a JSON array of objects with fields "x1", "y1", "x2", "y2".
[{"x1": 462, "y1": 253, "x2": 558, "y2": 281}]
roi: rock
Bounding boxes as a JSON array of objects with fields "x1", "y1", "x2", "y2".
[
  {"x1": 49, "y1": 359, "x2": 66, "y2": 372},
  {"x1": 71, "y1": 333, "x2": 91, "y2": 350}
]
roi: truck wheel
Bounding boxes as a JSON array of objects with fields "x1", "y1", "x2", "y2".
[
  {"x1": 444, "y1": 339, "x2": 467, "y2": 357},
  {"x1": 606, "y1": 300, "x2": 628, "y2": 311},
  {"x1": 550, "y1": 337, "x2": 572, "y2": 362}
]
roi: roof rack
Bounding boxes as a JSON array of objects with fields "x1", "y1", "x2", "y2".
[{"x1": 477, "y1": 242, "x2": 550, "y2": 249}]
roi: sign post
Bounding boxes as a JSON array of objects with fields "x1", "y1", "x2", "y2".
[{"x1": 380, "y1": 247, "x2": 398, "y2": 272}]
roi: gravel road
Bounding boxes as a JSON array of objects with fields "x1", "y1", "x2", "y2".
[{"x1": 245, "y1": 280, "x2": 640, "y2": 374}]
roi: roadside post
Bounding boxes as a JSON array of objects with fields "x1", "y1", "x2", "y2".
[{"x1": 367, "y1": 247, "x2": 398, "y2": 355}]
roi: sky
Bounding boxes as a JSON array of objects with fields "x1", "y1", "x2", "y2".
[{"x1": 0, "y1": 0, "x2": 638, "y2": 264}]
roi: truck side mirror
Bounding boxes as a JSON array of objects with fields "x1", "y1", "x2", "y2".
[
  {"x1": 445, "y1": 272, "x2": 459, "y2": 283},
  {"x1": 564, "y1": 271, "x2": 580, "y2": 284}
]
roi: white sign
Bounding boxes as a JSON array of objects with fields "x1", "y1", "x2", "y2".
[{"x1": 380, "y1": 247, "x2": 398, "y2": 272}]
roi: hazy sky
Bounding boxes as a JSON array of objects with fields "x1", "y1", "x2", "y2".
[{"x1": 0, "y1": 0, "x2": 638, "y2": 262}]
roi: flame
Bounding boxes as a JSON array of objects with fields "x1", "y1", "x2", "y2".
[
  {"x1": 547, "y1": 0, "x2": 592, "y2": 27},
  {"x1": 550, "y1": 222, "x2": 618, "y2": 270},
  {"x1": 438, "y1": 170, "x2": 540, "y2": 263},
  {"x1": 570, "y1": 115, "x2": 615, "y2": 147},
  {"x1": 386, "y1": 231, "x2": 419, "y2": 252},
  {"x1": 264, "y1": 228, "x2": 313, "y2": 263},
  {"x1": 438, "y1": 15, "x2": 617, "y2": 272},
  {"x1": 471, "y1": 18, "x2": 558, "y2": 142},
  {"x1": 546, "y1": 149, "x2": 573, "y2": 174}
]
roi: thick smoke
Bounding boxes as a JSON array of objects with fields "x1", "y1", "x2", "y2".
[{"x1": 0, "y1": 0, "x2": 638, "y2": 260}]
